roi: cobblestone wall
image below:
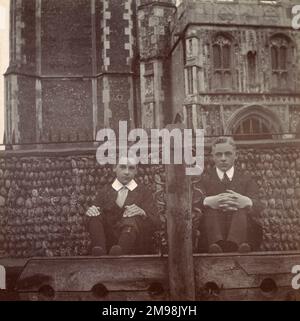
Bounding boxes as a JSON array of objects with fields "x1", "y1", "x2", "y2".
[{"x1": 0, "y1": 143, "x2": 299, "y2": 257}]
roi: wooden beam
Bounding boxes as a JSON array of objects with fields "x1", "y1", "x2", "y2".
[
  {"x1": 165, "y1": 125, "x2": 195, "y2": 300},
  {"x1": 196, "y1": 287, "x2": 300, "y2": 302},
  {"x1": 193, "y1": 254, "x2": 299, "y2": 289},
  {"x1": 19, "y1": 290, "x2": 169, "y2": 302}
]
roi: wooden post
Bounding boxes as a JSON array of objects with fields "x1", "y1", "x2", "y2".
[{"x1": 165, "y1": 124, "x2": 195, "y2": 301}]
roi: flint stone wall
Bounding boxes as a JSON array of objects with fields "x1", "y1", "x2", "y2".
[{"x1": 0, "y1": 142, "x2": 300, "y2": 257}]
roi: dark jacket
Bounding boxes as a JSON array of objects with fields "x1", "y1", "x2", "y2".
[
  {"x1": 196, "y1": 168, "x2": 263, "y2": 251},
  {"x1": 93, "y1": 183, "x2": 160, "y2": 254},
  {"x1": 198, "y1": 168, "x2": 263, "y2": 219}
]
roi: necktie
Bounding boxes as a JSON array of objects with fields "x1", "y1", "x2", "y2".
[
  {"x1": 222, "y1": 172, "x2": 231, "y2": 186},
  {"x1": 116, "y1": 186, "x2": 128, "y2": 208}
]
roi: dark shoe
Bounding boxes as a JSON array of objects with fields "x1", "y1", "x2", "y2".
[
  {"x1": 91, "y1": 246, "x2": 105, "y2": 256},
  {"x1": 208, "y1": 243, "x2": 223, "y2": 253},
  {"x1": 109, "y1": 245, "x2": 123, "y2": 256},
  {"x1": 238, "y1": 243, "x2": 251, "y2": 253}
]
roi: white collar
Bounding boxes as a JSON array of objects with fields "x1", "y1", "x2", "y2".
[
  {"x1": 112, "y1": 179, "x2": 138, "y2": 192},
  {"x1": 216, "y1": 166, "x2": 234, "y2": 181}
]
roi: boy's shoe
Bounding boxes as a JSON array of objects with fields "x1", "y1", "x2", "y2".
[
  {"x1": 91, "y1": 246, "x2": 105, "y2": 256},
  {"x1": 109, "y1": 245, "x2": 123, "y2": 256},
  {"x1": 208, "y1": 243, "x2": 223, "y2": 253},
  {"x1": 238, "y1": 243, "x2": 251, "y2": 253}
]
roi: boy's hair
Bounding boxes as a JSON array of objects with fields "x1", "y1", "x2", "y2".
[
  {"x1": 116, "y1": 156, "x2": 138, "y2": 167},
  {"x1": 211, "y1": 136, "x2": 236, "y2": 152}
]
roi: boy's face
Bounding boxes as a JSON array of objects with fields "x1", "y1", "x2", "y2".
[
  {"x1": 212, "y1": 142, "x2": 237, "y2": 172},
  {"x1": 114, "y1": 158, "x2": 137, "y2": 185}
]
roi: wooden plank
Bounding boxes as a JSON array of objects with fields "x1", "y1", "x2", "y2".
[
  {"x1": 0, "y1": 257, "x2": 29, "y2": 268},
  {"x1": 18, "y1": 290, "x2": 169, "y2": 301},
  {"x1": 17, "y1": 287, "x2": 300, "y2": 301},
  {"x1": 0, "y1": 290, "x2": 20, "y2": 301},
  {"x1": 166, "y1": 163, "x2": 195, "y2": 299},
  {"x1": 194, "y1": 250, "x2": 300, "y2": 257},
  {"x1": 1, "y1": 251, "x2": 298, "y2": 268},
  {"x1": 194, "y1": 254, "x2": 300, "y2": 289},
  {"x1": 16, "y1": 256, "x2": 168, "y2": 293},
  {"x1": 196, "y1": 287, "x2": 300, "y2": 301},
  {"x1": 236, "y1": 255, "x2": 300, "y2": 275}
]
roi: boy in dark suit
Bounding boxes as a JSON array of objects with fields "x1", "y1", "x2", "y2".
[
  {"x1": 86, "y1": 157, "x2": 160, "y2": 256},
  {"x1": 198, "y1": 137, "x2": 262, "y2": 253}
]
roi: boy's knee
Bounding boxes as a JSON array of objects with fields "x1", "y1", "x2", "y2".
[
  {"x1": 121, "y1": 216, "x2": 141, "y2": 234},
  {"x1": 87, "y1": 215, "x2": 104, "y2": 229}
]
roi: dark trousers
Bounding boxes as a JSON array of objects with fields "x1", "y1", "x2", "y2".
[
  {"x1": 88, "y1": 215, "x2": 142, "y2": 254},
  {"x1": 204, "y1": 209, "x2": 248, "y2": 246}
]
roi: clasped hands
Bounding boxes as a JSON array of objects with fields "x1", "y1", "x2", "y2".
[
  {"x1": 86, "y1": 204, "x2": 146, "y2": 218},
  {"x1": 204, "y1": 190, "x2": 252, "y2": 212}
]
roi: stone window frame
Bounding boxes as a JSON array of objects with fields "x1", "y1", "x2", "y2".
[
  {"x1": 247, "y1": 51, "x2": 257, "y2": 90},
  {"x1": 225, "y1": 105, "x2": 283, "y2": 139},
  {"x1": 233, "y1": 115, "x2": 273, "y2": 140},
  {"x1": 269, "y1": 34, "x2": 294, "y2": 92},
  {"x1": 211, "y1": 33, "x2": 235, "y2": 92}
]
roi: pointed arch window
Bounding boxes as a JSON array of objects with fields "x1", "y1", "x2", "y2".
[
  {"x1": 270, "y1": 35, "x2": 291, "y2": 90},
  {"x1": 212, "y1": 35, "x2": 233, "y2": 90},
  {"x1": 247, "y1": 51, "x2": 257, "y2": 88},
  {"x1": 233, "y1": 116, "x2": 273, "y2": 140}
]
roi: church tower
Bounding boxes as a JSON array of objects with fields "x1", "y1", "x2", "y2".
[{"x1": 4, "y1": 0, "x2": 139, "y2": 147}]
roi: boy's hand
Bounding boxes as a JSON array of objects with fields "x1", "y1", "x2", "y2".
[
  {"x1": 226, "y1": 190, "x2": 253, "y2": 209},
  {"x1": 86, "y1": 206, "x2": 101, "y2": 217},
  {"x1": 204, "y1": 193, "x2": 237, "y2": 211},
  {"x1": 123, "y1": 204, "x2": 146, "y2": 218}
]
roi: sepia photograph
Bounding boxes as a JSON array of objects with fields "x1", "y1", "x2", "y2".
[{"x1": 0, "y1": 0, "x2": 300, "y2": 304}]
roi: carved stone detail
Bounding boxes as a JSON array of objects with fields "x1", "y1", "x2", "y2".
[
  {"x1": 143, "y1": 102, "x2": 155, "y2": 129},
  {"x1": 145, "y1": 76, "x2": 154, "y2": 98},
  {"x1": 290, "y1": 106, "x2": 300, "y2": 133}
]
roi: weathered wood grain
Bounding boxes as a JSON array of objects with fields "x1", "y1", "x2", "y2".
[
  {"x1": 16, "y1": 256, "x2": 168, "y2": 292},
  {"x1": 17, "y1": 287, "x2": 300, "y2": 302},
  {"x1": 0, "y1": 257, "x2": 29, "y2": 268},
  {"x1": 166, "y1": 165, "x2": 195, "y2": 300},
  {"x1": 196, "y1": 287, "x2": 300, "y2": 301},
  {"x1": 19, "y1": 291, "x2": 169, "y2": 301},
  {"x1": 193, "y1": 253, "x2": 300, "y2": 290},
  {"x1": 9, "y1": 252, "x2": 300, "y2": 301}
]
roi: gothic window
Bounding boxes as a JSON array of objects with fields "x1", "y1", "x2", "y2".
[
  {"x1": 187, "y1": 67, "x2": 194, "y2": 94},
  {"x1": 233, "y1": 116, "x2": 273, "y2": 140},
  {"x1": 270, "y1": 35, "x2": 291, "y2": 90},
  {"x1": 212, "y1": 35, "x2": 233, "y2": 90},
  {"x1": 247, "y1": 51, "x2": 257, "y2": 88}
]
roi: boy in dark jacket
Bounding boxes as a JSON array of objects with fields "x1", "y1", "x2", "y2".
[
  {"x1": 86, "y1": 157, "x2": 159, "y2": 255},
  {"x1": 198, "y1": 137, "x2": 263, "y2": 253}
]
